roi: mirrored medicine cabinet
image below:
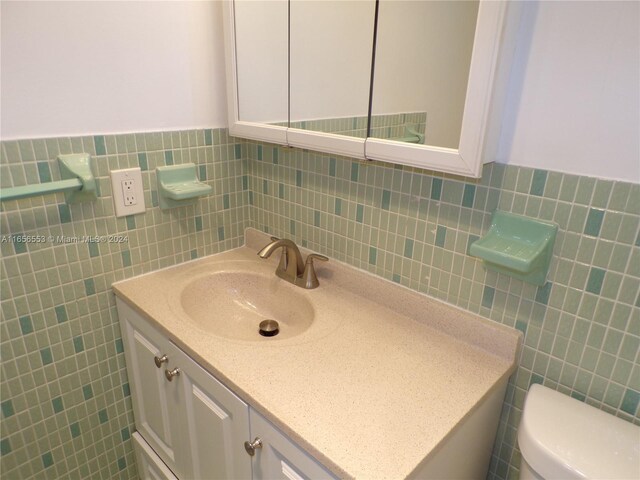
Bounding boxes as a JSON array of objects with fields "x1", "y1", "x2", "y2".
[{"x1": 222, "y1": 0, "x2": 521, "y2": 178}]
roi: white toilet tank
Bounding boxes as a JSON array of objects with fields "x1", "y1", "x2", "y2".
[{"x1": 518, "y1": 384, "x2": 640, "y2": 480}]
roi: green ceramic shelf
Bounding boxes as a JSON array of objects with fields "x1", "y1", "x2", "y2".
[
  {"x1": 469, "y1": 210, "x2": 558, "y2": 286},
  {"x1": 156, "y1": 163, "x2": 212, "y2": 210},
  {"x1": 0, "y1": 153, "x2": 97, "y2": 204}
]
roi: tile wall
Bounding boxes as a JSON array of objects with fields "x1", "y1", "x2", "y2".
[
  {"x1": 244, "y1": 142, "x2": 639, "y2": 479},
  {"x1": 0, "y1": 129, "x2": 249, "y2": 479},
  {"x1": 1, "y1": 128, "x2": 638, "y2": 480}
]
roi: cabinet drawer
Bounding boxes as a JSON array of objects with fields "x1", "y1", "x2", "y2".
[{"x1": 132, "y1": 432, "x2": 178, "y2": 480}]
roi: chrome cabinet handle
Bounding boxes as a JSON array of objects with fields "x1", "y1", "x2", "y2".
[
  {"x1": 154, "y1": 354, "x2": 168, "y2": 368},
  {"x1": 164, "y1": 368, "x2": 180, "y2": 381},
  {"x1": 244, "y1": 437, "x2": 262, "y2": 456}
]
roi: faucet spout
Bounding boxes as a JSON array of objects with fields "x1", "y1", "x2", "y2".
[{"x1": 257, "y1": 238, "x2": 305, "y2": 276}]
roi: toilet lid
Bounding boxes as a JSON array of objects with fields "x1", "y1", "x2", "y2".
[{"x1": 518, "y1": 384, "x2": 640, "y2": 480}]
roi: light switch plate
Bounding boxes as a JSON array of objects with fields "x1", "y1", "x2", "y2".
[{"x1": 110, "y1": 168, "x2": 145, "y2": 217}]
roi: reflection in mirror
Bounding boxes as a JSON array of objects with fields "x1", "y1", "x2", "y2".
[
  {"x1": 234, "y1": 0, "x2": 288, "y2": 125},
  {"x1": 370, "y1": 0, "x2": 478, "y2": 149},
  {"x1": 289, "y1": 0, "x2": 376, "y2": 138}
]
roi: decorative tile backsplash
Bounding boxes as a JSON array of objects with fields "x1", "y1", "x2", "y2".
[
  {"x1": 244, "y1": 143, "x2": 639, "y2": 479},
  {"x1": 1, "y1": 128, "x2": 638, "y2": 480},
  {"x1": 0, "y1": 129, "x2": 249, "y2": 479}
]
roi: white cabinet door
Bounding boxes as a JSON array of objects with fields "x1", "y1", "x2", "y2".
[
  {"x1": 167, "y1": 341, "x2": 252, "y2": 480},
  {"x1": 249, "y1": 410, "x2": 336, "y2": 480},
  {"x1": 118, "y1": 300, "x2": 182, "y2": 474}
]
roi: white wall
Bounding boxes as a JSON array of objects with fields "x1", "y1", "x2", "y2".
[
  {"x1": 0, "y1": 1, "x2": 227, "y2": 139},
  {"x1": 1, "y1": 1, "x2": 638, "y2": 182},
  {"x1": 497, "y1": 1, "x2": 639, "y2": 182}
]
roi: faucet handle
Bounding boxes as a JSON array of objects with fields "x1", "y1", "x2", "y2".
[
  {"x1": 301, "y1": 253, "x2": 328, "y2": 289},
  {"x1": 307, "y1": 253, "x2": 328, "y2": 263}
]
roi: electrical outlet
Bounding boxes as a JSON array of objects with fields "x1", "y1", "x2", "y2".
[{"x1": 110, "y1": 168, "x2": 145, "y2": 217}]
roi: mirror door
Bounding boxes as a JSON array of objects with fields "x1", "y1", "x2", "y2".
[
  {"x1": 365, "y1": 1, "x2": 515, "y2": 177},
  {"x1": 287, "y1": 0, "x2": 376, "y2": 159}
]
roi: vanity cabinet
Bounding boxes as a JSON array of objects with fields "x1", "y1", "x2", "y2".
[{"x1": 117, "y1": 298, "x2": 335, "y2": 480}]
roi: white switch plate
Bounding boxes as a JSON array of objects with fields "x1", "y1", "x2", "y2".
[{"x1": 110, "y1": 168, "x2": 145, "y2": 217}]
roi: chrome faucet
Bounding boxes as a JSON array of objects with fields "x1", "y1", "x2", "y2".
[{"x1": 258, "y1": 237, "x2": 328, "y2": 289}]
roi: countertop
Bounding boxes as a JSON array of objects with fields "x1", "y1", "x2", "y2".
[{"x1": 113, "y1": 228, "x2": 522, "y2": 479}]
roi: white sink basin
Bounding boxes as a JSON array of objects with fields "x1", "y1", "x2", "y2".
[{"x1": 180, "y1": 270, "x2": 315, "y2": 341}]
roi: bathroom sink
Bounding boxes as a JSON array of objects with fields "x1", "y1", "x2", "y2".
[{"x1": 179, "y1": 270, "x2": 314, "y2": 341}]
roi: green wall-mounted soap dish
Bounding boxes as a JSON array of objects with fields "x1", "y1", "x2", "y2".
[
  {"x1": 156, "y1": 163, "x2": 212, "y2": 210},
  {"x1": 469, "y1": 210, "x2": 558, "y2": 286}
]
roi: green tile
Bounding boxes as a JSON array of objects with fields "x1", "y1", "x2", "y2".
[
  {"x1": 586, "y1": 268, "x2": 605, "y2": 295},
  {"x1": 289, "y1": 220, "x2": 296, "y2": 235},
  {"x1": 199, "y1": 165, "x2": 207, "y2": 181},
  {"x1": 431, "y1": 178, "x2": 442, "y2": 200},
  {"x1": 84, "y1": 279, "x2": 96, "y2": 296},
  {"x1": 126, "y1": 216, "x2": 136, "y2": 230},
  {"x1": 314, "y1": 211, "x2": 321, "y2": 227},
  {"x1": 98, "y1": 409, "x2": 109, "y2": 423},
  {"x1": 54, "y1": 305, "x2": 67, "y2": 323},
  {"x1": 19, "y1": 316, "x2": 33, "y2": 335},
  {"x1": 262, "y1": 179, "x2": 268, "y2": 194},
  {"x1": 273, "y1": 148, "x2": 279, "y2": 163},
  {"x1": 41, "y1": 451, "x2": 54, "y2": 469},
  {"x1": 334, "y1": 198, "x2": 342, "y2": 216},
  {"x1": 242, "y1": 175, "x2": 248, "y2": 190},
  {"x1": 329, "y1": 158, "x2": 336, "y2": 177},
  {"x1": 530, "y1": 170, "x2": 547, "y2": 196},
  {"x1": 94, "y1": 136, "x2": 106, "y2": 155},
  {"x1": 137, "y1": 153, "x2": 148, "y2": 171},
  {"x1": 223, "y1": 194, "x2": 230, "y2": 209},
  {"x1": 482, "y1": 286, "x2": 495, "y2": 309},
  {"x1": 1, "y1": 400, "x2": 14, "y2": 418},
  {"x1": 351, "y1": 162, "x2": 359, "y2": 182},
  {"x1": 87, "y1": 241, "x2": 99, "y2": 258},
  {"x1": 52, "y1": 396, "x2": 64, "y2": 414},
  {"x1": 535, "y1": 283, "x2": 552, "y2": 305},
  {"x1": 234, "y1": 144, "x2": 242, "y2": 159},
  {"x1": 118, "y1": 457, "x2": 127, "y2": 471},
  {"x1": 257, "y1": 145, "x2": 263, "y2": 161},
  {"x1": 435, "y1": 225, "x2": 447, "y2": 247},
  {"x1": 0, "y1": 439, "x2": 11, "y2": 456},
  {"x1": 204, "y1": 129, "x2": 213, "y2": 146},
  {"x1": 58, "y1": 204, "x2": 71, "y2": 224},
  {"x1": 36, "y1": 161, "x2": 52, "y2": 183},
  {"x1": 40, "y1": 347, "x2": 53, "y2": 366},
  {"x1": 195, "y1": 216, "x2": 203, "y2": 232},
  {"x1": 356, "y1": 204, "x2": 364, "y2": 223},
  {"x1": 584, "y1": 209, "x2": 605, "y2": 236},
  {"x1": 73, "y1": 336, "x2": 84, "y2": 353},
  {"x1": 122, "y1": 383, "x2": 131, "y2": 397},
  {"x1": 404, "y1": 238, "x2": 414, "y2": 259},
  {"x1": 218, "y1": 226, "x2": 225, "y2": 241},
  {"x1": 462, "y1": 184, "x2": 476, "y2": 208},
  {"x1": 164, "y1": 150, "x2": 174, "y2": 165},
  {"x1": 12, "y1": 237, "x2": 27, "y2": 255},
  {"x1": 121, "y1": 427, "x2": 131, "y2": 441},
  {"x1": 381, "y1": 190, "x2": 391, "y2": 210},
  {"x1": 70, "y1": 422, "x2": 81, "y2": 438},
  {"x1": 369, "y1": 247, "x2": 377, "y2": 265},
  {"x1": 82, "y1": 385, "x2": 93, "y2": 400},
  {"x1": 296, "y1": 170, "x2": 302, "y2": 187},
  {"x1": 621, "y1": 389, "x2": 639, "y2": 415},
  {"x1": 121, "y1": 250, "x2": 132, "y2": 267}
]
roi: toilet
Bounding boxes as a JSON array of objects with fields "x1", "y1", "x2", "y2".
[{"x1": 518, "y1": 384, "x2": 640, "y2": 479}]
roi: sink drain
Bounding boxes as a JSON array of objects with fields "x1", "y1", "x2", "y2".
[{"x1": 259, "y1": 319, "x2": 279, "y2": 337}]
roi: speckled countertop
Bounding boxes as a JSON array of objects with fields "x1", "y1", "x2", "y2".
[{"x1": 113, "y1": 229, "x2": 521, "y2": 479}]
